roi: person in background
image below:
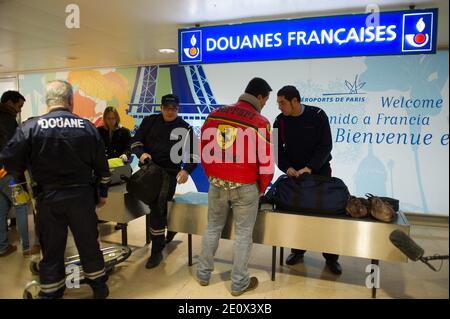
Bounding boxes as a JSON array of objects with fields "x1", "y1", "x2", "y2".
[
  {"x1": 0, "y1": 91, "x2": 39, "y2": 257},
  {"x1": 274, "y1": 85, "x2": 342, "y2": 275},
  {"x1": 97, "y1": 107, "x2": 131, "y2": 162},
  {"x1": 97, "y1": 107, "x2": 132, "y2": 228}
]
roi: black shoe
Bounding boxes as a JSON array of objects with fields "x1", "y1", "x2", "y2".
[
  {"x1": 166, "y1": 231, "x2": 177, "y2": 244},
  {"x1": 92, "y1": 284, "x2": 109, "y2": 299},
  {"x1": 37, "y1": 286, "x2": 65, "y2": 299},
  {"x1": 37, "y1": 292, "x2": 63, "y2": 299},
  {"x1": 145, "y1": 252, "x2": 163, "y2": 269},
  {"x1": 286, "y1": 252, "x2": 304, "y2": 265},
  {"x1": 326, "y1": 260, "x2": 342, "y2": 275}
]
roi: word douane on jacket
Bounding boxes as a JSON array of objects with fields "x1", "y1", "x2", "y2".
[{"x1": 38, "y1": 117, "x2": 86, "y2": 129}]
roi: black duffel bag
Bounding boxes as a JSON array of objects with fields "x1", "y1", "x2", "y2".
[
  {"x1": 124, "y1": 160, "x2": 167, "y2": 206},
  {"x1": 264, "y1": 174, "x2": 350, "y2": 214}
]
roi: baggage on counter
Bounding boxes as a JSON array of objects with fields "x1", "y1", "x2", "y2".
[
  {"x1": 346, "y1": 194, "x2": 398, "y2": 222},
  {"x1": 125, "y1": 160, "x2": 166, "y2": 205},
  {"x1": 109, "y1": 163, "x2": 132, "y2": 186},
  {"x1": 366, "y1": 194, "x2": 397, "y2": 222},
  {"x1": 264, "y1": 174, "x2": 350, "y2": 215}
]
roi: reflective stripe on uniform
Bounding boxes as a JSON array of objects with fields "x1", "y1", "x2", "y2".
[
  {"x1": 150, "y1": 228, "x2": 165, "y2": 236},
  {"x1": 40, "y1": 279, "x2": 66, "y2": 293},
  {"x1": 131, "y1": 141, "x2": 144, "y2": 149},
  {"x1": 84, "y1": 268, "x2": 106, "y2": 280},
  {"x1": 100, "y1": 176, "x2": 112, "y2": 184}
]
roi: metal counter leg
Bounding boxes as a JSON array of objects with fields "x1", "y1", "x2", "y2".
[
  {"x1": 119, "y1": 223, "x2": 128, "y2": 246},
  {"x1": 188, "y1": 234, "x2": 193, "y2": 266},
  {"x1": 371, "y1": 259, "x2": 379, "y2": 299},
  {"x1": 272, "y1": 246, "x2": 277, "y2": 281},
  {"x1": 280, "y1": 247, "x2": 284, "y2": 266}
]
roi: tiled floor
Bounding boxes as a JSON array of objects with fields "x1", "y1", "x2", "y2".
[{"x1": 0, "y1": 215, "x2": 448, "y2": 299}]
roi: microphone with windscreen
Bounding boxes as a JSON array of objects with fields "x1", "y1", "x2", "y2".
[
  {"x1": 389, "y1": 229, "x2": 424, "y2": 261},
  {"x1": 389, "y1": 229, "x2": 448, "y2": 271}
]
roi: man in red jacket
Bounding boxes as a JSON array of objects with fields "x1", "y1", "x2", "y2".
[{"x1": 197, "y1": 77, "x2": 274, "y2": 297}]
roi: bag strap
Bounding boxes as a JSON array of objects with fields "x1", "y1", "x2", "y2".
[
  {"x1": 316, "y1": 178, "x2": 325, "y2": 210},
  {"x1": 286, "y1": 175, "x2": 303, "y2": 208},
  {"x1": 294, "y1": 174, "x2": 325, "y2": 210}
]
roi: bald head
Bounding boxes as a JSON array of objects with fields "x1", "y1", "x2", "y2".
[{"x1": 45, "y1": 80, "x2": 74, "y2": 111}]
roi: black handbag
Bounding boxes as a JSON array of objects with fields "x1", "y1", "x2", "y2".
[{"x1": 125, "y1": 160, "x2": 165, "y2": 205}]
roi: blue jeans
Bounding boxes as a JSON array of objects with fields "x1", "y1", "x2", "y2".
[
  {"x1": 0, "y1": 176, "x2": 30, "y2": 253},
  {"x1": 197, "y1": 183, "x2": 259, "y2": 293}
]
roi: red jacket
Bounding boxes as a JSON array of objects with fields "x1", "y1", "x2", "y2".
[{"x1": 201, "y1": 94, "x2": 274, "y2": 194}]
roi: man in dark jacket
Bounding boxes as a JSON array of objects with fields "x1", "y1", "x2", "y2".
[
  {"x1": 131, "y1": 93, "x2": 198, "y2": 269},
  {"x1": 274, "y1": 85, "x2": 342, "y2": 275},
  {"x1": 0, "y1": 81, "x2": 111, "y2": 298},
  {"x1": 0, "y1": 91, "x2": 25, "y2": 151},
  {"x1": 0, "y1": 91, "x2": 27, "y2": 257}
]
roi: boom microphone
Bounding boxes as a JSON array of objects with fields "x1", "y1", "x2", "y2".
[
  {"x1": 389, "y1": 229, "x2": 424, "y2": 261},
  {"x1": 390, "y1": 229, "x2": 449, "y2": 271}
]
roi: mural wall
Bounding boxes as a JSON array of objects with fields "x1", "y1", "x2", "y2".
[{"x1": 18, "y1": 51, "x2": 449, "y2": 215}]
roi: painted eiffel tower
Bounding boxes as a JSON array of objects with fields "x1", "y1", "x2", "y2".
[{"x1": 127, "y1": 64, "x2": 221, "y2": 191}]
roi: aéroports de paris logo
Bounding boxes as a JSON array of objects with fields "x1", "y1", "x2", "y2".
[
  {"x1": 402, "y1": 12, "x2": 433, "y2": 52},
  {"x1": 181, "y1": 30, "x2": 202, "y2": 63}
]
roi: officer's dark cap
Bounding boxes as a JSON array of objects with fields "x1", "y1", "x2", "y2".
[{"x1": 161, "y1": 94, "x2": 180, "y2": 107}]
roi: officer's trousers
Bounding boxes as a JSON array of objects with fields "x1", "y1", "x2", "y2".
[
  {"x1": 35, "y1": 186, "x2": 106, "y2": 298},
  {"x1": 148, "y1": 175, "x2": 177, "y2": 254}
]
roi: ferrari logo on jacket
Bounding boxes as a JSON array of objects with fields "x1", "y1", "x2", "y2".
[{"x1": 217, "y1": 125, "x2": 237, "y2": 150}]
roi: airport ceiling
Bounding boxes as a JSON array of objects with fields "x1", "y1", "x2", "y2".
[{"x1": 0, "y1": 0, "x2": 448, "y2": 74}]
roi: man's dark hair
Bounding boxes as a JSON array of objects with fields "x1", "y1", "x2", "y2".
[
  {"x1": 1, "y1": 90, "x2": 26, "y2": 104},
  {"x1": 245, "y1": 77, "x2": 272, "y2": 98},
  {"x1": 277, "y1": 85, "x2": 301, "y2": 102}
]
